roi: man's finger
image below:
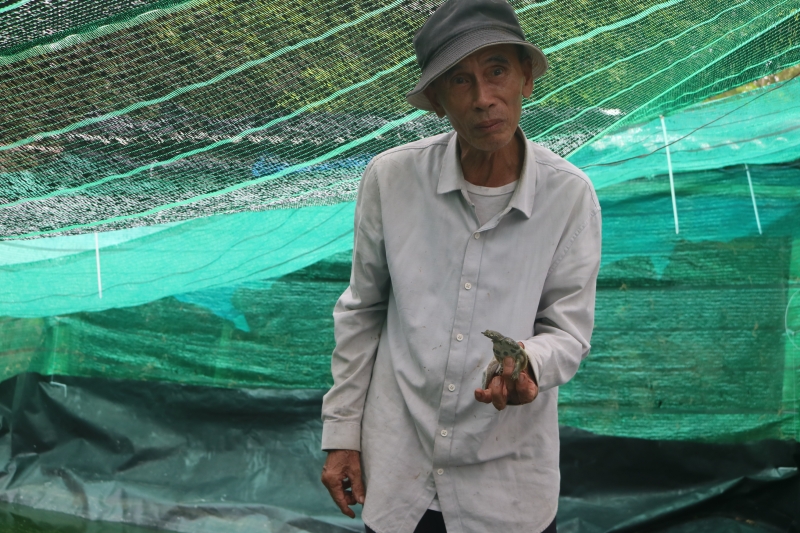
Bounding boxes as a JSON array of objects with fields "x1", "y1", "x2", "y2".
[
  {"x1": 338, "y1": 499, "x2": 356, "y2": 518},
  {"x1": 474, "y1": 388, "x2": 492, "y2": 403},
  {"x1": 349, "y1": 465, "x2": 366, "y2": 505},
  {"x1": 518, "y1": 372, "x2": 539, "y2": 403},
  {"x1": 340, "y1": 477, "x2": 357, "y2": 505},
  {"x1": 490, "y1": 375, "x2": 508, "y2": 411},
  {"x1": 342, "y1": 487, "x2": 357, "y2": 506},
  {"x1": 502, "y1": 355, "x2": 519, "y2": 388},
  {"x1": 502, "y1": 356, "x2": 515, "y2": 378},
  {"x1": 507, "y1": 371, "x2": 539, "y2": 405},
  {"x1": 323, "y1": 479, "x2": 356, "y2": 518}
]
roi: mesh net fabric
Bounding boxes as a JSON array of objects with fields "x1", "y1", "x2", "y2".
[{"x1": 1, "y1": 0, "x2": 799, "y2": 238}]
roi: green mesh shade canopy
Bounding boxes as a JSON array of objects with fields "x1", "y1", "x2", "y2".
[{"x1": 1, "y1": 0, "x2": 799, "y2": 238}]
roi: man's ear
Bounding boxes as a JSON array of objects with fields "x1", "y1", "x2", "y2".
[
  {"x1": 521, "y1": 55, "x2": 534, "y2": 99},
  {"x1": 423, "y1": 84, "x2": 447, "y2": 118}
]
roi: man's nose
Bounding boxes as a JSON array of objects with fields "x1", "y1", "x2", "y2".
[{"x1": 472, "y1": 78, "x2": 495, "y2": 110}]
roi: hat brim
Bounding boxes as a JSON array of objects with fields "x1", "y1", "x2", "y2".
[{"x1": 405, "y1": 28, "x2": 548, "y2": 112}]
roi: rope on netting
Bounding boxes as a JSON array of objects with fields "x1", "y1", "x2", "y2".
[{"x1": 0, "y1": 0, "x2": 33, "y2": 15}]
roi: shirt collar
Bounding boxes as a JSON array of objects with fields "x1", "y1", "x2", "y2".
[{"x1": 436, "y1": 128, "x2": 537, "y2": 219}]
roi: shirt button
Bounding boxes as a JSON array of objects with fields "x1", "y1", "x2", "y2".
[
  {"x1": 474, "y1": 233, "x2": 480, "y2": 239},
  {"x1": 437, "y1": 468, "x2": 444, "y2": 475},
  {"x1": 456, "y1": 333, "x2": 464, "y2": 341},
  {"x1": 448, "y1": 384, "x2": 456, "y2": 391},
  {"x1": 441, "y1": 429, "x2": 448, "y2": 437},
  {"x1": 464, "y1": 282, "x2": 472, "y2": 290}
]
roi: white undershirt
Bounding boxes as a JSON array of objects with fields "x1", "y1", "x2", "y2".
[
  {"x1": 464, "y1": 179, "x2": 518, "y2": 227},
  {"x1": 429, "y1": 178, "x2": 518, "y2": 513}
]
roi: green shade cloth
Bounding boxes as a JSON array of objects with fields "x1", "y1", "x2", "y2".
[{"x1": 1, "y1": 0, "x2": 799, "y2": 446}]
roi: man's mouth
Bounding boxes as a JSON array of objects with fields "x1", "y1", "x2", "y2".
[{"x1": 475, "y1": 119, "x2": 503, "y2": 131}]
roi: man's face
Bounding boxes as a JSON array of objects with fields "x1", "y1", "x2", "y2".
[{"x1": 424, "y1": 44, "x2": 533, "y2": 154}]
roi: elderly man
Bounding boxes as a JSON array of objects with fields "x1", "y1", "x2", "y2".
[{"x1": 320, "y1": 0, "x2": 601, "y2": 531}]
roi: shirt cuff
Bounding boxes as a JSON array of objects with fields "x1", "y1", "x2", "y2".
[
  {"x1": 519, "y1": 341, "x2": 541, "y2": 385},
  {"x1": 321, "y1": 420, "x2": 362, "y2": 451}
]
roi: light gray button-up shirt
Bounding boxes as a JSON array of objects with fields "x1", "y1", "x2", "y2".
[{"x1": 321, "y1": 130, "x2": 601, "y2": 533}]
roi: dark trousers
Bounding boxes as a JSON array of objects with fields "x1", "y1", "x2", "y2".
[{"x1": 365, "y1": 510, "x2": 556, "y2": 533}]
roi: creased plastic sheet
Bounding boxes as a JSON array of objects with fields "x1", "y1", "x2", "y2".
[
  {"x1": 0, "y1": 373, "x2": 360, "y2": 533},
  {"x1": 0, "y1": 373, "x2": 796, "y2": 533}
]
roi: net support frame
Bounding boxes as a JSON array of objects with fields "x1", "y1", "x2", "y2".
[
  {"x1": 745, "y1": 163, "x2": 763, "y2": 235},
  {"x1": 660, "y1": 114, "x2": 680, "y2": 235},
  {"x1": 94, "y1": 232, "x2": 103, "y2": 299}
]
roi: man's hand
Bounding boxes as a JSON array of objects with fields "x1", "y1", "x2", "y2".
[
  {"x1": 474, "y1": 352, "x2": 539, "y2": 410},
  {"x1": 321, "y1": 449, "x2": 365, "y2": 518}
]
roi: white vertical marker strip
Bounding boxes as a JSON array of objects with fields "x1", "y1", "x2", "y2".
[
  {"x1": 660, "y1": 115, "x2": 679, "y2": 234},
  {"x1": 745, "y1": 163, "x2": 762, "y2": 235},
  {"x1": 94, "y1": 232, "x2": 103, "y2": 298}
]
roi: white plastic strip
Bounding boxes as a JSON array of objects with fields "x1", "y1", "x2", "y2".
[
  {"x1": 745, "y1": 163, "x2": 762, "y2": 235},
  {"x1": 660, "y1": 115, "x2": 679, "y2": 234},
  {"x1": 94, "y1": 232, "x2": 103, "y2": 298},
  {"x1": 49, "y1": 376, "x2": 67, "y2": 397}
]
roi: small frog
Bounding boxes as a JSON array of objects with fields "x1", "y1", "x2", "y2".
[{"x1": 481, "y1": 330, "x2": 529, "y2": 389}]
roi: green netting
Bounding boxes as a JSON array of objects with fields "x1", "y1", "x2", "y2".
[
  {"x1": 1, "y1": 0, "x2": 799, "y2": 238},
  {"x1": 1, "y1": 171, "x2": 798, "y2": 442},
  {"x1": 1, "y1": 0, "x2": 800, "y2": 446},
  {"x1": 1, "y1": 78, "x2": 797, "y2": 313},
  {"x1": 0, "y1": 203, "x2": 355, "y2": 317},
  {"x1": 570, "y1": 76, "x2": 800, "y2": 188},
  {"x1": 0, "y1": 0, "x2": 194, "y2": 53},
  {"x1": 2, "y1": 161, "x2": 799, "y2": 441}
]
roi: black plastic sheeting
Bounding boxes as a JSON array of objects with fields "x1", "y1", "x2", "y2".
[
  {"x1": 559, "y1": 433, "x2": 799, "y2": 532},
  {"x1": 0, "y1": 373, "x2": 796, "y2": 533}
]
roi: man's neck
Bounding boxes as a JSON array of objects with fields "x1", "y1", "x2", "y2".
[{"x1": 458, "y1": 130, "x2": 524, "y2": 188}]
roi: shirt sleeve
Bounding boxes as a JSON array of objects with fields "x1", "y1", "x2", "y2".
[
  {"x1": 320, "y1": 161, "x2": 390, "y2": 451},
  {"x1": 520, "y1": 184, "x2": 601, "y2": 392}
]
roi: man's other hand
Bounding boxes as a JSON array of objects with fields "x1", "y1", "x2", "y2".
[
  {"x1": 474, "y1": 353, "x2": 539, "y2": 410},
  {"x1": 321, "y1": 449, "x2": 365, "y2": 518}
]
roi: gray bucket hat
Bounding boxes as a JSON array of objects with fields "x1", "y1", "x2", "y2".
[{"x1": 406, "y1": 0, "x2": 548, "y2": 111}]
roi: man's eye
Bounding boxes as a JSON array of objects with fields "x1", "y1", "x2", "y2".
[
  {"x1": 493, "y1": 68, "x2": 504, "y2": 76},
  {"x1": 453, "y1": 76, "x2": 466, "y2": 84}
]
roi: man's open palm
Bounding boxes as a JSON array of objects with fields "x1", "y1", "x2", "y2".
[{"x1": 474, "y1": 355, "x2": 538, "y2": 410}]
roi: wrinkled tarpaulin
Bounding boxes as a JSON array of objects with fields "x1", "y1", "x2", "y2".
[{"x1": 0, "y1": 373, "x2": 796, "y2": 533}]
